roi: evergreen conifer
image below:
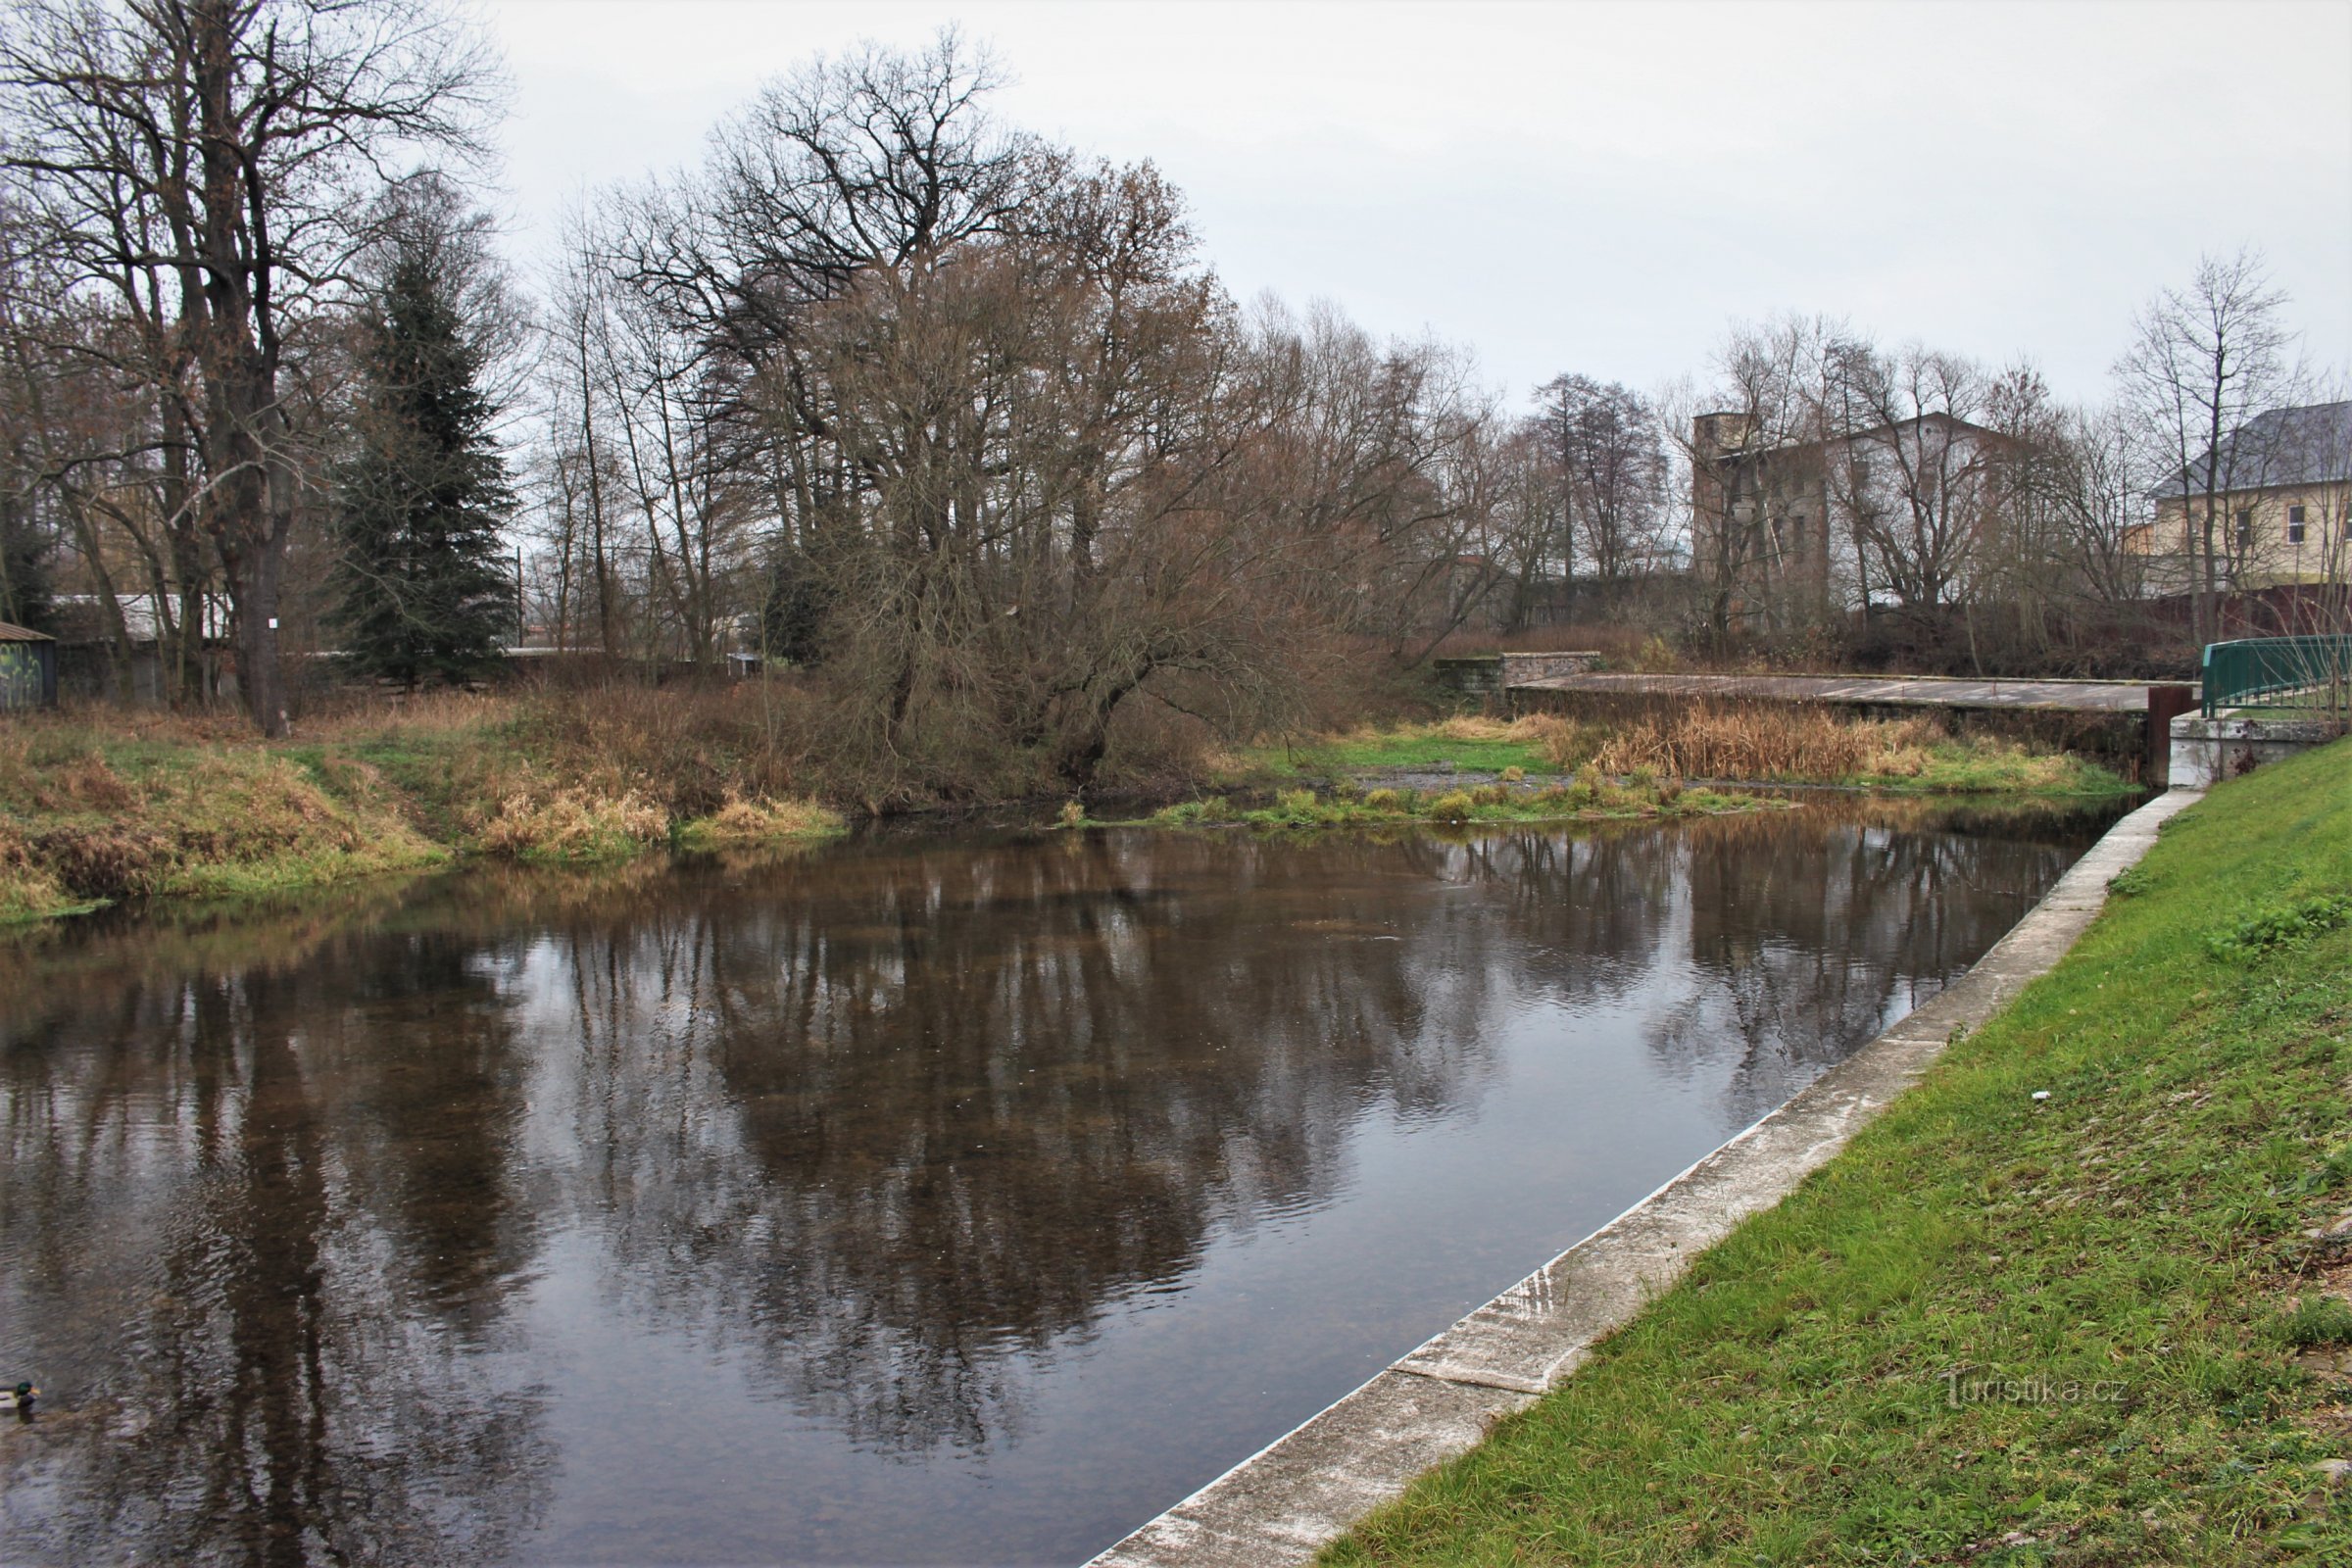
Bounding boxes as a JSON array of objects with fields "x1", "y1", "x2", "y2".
[{"x1": 331, "y1": 223, "x2": 515, "y2": 686}]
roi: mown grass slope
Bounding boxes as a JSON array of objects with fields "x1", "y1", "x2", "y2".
[{"x1": 1328, "y1": 739, "x2": 2352, "y2": 1566}]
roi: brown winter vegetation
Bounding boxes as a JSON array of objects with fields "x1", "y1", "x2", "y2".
[
  {"x1": 1, "y1": 669, "x2": 2134, "y2": 924},
  {"x1": 1262, "y1": 707, "x2": 2126, "y2": 797},
  {"x1": 1576, "y1": 701, "x2": 2104, "y2": 791},
  {"x1": 0, "y1": 712, "x2": 444, "y2": 917},
  {"x1": 0, "y1": 690, "x2": 845, "y2": 922}
]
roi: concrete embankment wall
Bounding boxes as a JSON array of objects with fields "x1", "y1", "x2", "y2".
[
  {"x1": 1432, "y1": 652, "x2": 1602, "y2": 700},
  {"x1": 2170, "y1": 712, "x2": 2347, "y2": 787},
  {"x1": 1089, "y1": 786, "x2": 2204, "y2": 1568}
]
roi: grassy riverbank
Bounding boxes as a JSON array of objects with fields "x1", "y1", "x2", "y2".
[
  {"x1": 1249, "y1": 710, "x2": 2133, "y2": 798},
  {"x1": 0, "y1": 693, "x2": 844, "y2": 923},
  {"x1": 0, "y1": 688, "x2": 2128, "y2": 926},
  {"x1": 1135, "y1": 774, "x2": 1782, "y2": 830},
  {"x1": 1327, "y1": 738, "x2": 2352, "y2": 1565}
]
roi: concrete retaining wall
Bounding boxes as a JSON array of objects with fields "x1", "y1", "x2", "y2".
[
  {"x1": 1089, "y1": 786, "x2": 2204, "y2": 1567},
  {"x1": 1431, "y1": 652, "x2": 1602, "y2": 701},
  {"x1": 2169, "y1": 713, "x2": 2344, "y2": 788}
]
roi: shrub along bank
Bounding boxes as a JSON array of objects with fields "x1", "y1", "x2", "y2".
[{"x1": 1326, "y1": 737, "x2": 2352, "y2": 1566}]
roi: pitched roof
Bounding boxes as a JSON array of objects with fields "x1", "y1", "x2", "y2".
[
  {"x1": 2190, "y1": 400, "x2": 2352, "y2": 491},
  {"x1": 0, "y1": 620, "x2": 56, "y2": 642}
]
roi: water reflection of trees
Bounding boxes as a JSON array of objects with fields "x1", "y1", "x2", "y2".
[
  {"x1": 0, "y1": 804, "x2": 2099, "y2": 1558},
  {"x1": 1, "y1": 931, "x2": 554, "y2": 1567},
  {"x1": 1643, "y1": 809, "x2": 2083, "y2": 1127},
  {"x1": 1376, "y1": 809, "x2": 2085, "y2": 1129},
  {"x1": 523, "y1": 814, "x2": 2085, "y2": 1457},
  {"x1": 533, "y1": 829, "x2": 1517, "y2": 1455}
]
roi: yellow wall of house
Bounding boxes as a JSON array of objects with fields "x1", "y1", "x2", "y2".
[{"x1": 2144, "y1": 483, "x2": 2352, "y2": 584}]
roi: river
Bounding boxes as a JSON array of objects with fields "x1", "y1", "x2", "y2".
[{"x1": 0, "y1": 799, "x2": 2120, "y2": 1565}]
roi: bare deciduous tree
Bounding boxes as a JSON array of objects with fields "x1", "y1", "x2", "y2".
[
  {"x1": 1535, "y1": 373, "x2": 1667, "y2": 591},
  {"x1": 2115, "y1": 248, "x2": 2301, "y2": 643},
  {"x1": 1, "y1": 0, "x2": 502, "y2": 732},
  {"x1": 1666, "y1": 315, "x2": 1842, "y2": 647},
  {"x1": 522, "y1": 33, "x2": 1510, "y2": 797},
  {"x1": 1824, "y1": 341, "x2": 1999, "y2": 616}
]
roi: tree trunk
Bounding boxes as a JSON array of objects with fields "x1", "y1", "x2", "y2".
[{"x1": 221, "y1": 524, "x2": 290, "y2": 737}]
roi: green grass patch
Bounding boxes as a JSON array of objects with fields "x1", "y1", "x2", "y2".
[
  {"x1": 2206, "y1": 894, "x2": 2352, "y2": 964},
  {"x1": 1232, "y1": 714, "x2": 2134, "y2": 800},
  {"x1": 671, "y1": 794, "x2": 847, "y2": 852},
  {"x1": 1137, "y1": 777, "x2": 1777, "y2": 831},
  {"x1": 1269, "y1": 725, "x2": 1559, "y2": 778},
  {"x1": 1326, "y1": 737, "x2": 2352, "y2": 1566},
  {"x1": 1849, "y1": 741, "x2": 2135, "y2": 797}
]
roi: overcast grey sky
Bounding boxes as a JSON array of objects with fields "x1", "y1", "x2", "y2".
[{"x1": 482, "y1": 0, "x2": 2352, "y2": 412}]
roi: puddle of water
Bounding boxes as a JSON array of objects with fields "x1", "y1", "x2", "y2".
[{"x1": 0, "y1": 800, "x2": 2117, "y2": 1565}]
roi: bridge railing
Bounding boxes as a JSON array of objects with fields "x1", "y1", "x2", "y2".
[{"x1": 2201, "y1": 635, "x2": 2352, "y2": 718}]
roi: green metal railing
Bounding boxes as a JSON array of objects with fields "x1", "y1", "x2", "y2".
[{"x1": 2201, "y1": 635, "x2": 2352, "y2": 717}]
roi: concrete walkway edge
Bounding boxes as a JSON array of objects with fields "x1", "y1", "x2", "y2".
[{"x1": 1087, "y1": 786, "x2": 2206, "y2": 1568}]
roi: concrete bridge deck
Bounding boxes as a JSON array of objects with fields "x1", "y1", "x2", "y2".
[{"x1": 1510, "y1": 670, "x2": 2185, "y2": 714}]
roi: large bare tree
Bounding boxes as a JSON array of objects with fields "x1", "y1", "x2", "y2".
[
  {"x1": 526, "y1": 31, "x2": 1500, "y2": 797},
  {"x1": 1, "y1": 0, "x2": 500, "y2": 732},
  {"x1": 1823, "y1": 340, "x2": 2000, "y2": 616},
  {"x1": 1665, "y1": 315, "x2": 1842, "y2": 646}
]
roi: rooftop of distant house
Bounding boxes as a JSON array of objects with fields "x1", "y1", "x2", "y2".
[{"x1": 2185, "y1": 399, "x2": 2352, "y2": 492}]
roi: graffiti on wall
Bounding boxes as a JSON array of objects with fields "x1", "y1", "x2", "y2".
[{"x1": 0, "y1": 642, "x2": 47, "y2": 709}]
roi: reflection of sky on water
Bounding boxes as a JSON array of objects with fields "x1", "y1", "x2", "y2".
[{"x1": 0, "y1": 804, "x2": 2112, "y2": 1565}]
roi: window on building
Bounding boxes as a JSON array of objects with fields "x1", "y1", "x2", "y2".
[
  {"x1": 2287, "y1": 504, "x2": 2306, "y2": 544},
  {"x1": 2235, "y1": 509, "x2": 2254, "y2": 547}
]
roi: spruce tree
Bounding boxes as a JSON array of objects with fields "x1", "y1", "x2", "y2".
[{"x1": 331, "y1": 228, "x2": 515, "y2": 687}]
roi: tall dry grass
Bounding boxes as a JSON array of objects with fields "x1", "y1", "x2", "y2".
[
  {"x1": 1577, "y1": 702, "x2": 1941, "y2": 780},
  {"x1": 1550, "y1": 698, "x2": 2108, "y2": 789},
  {"x1": 673, "y1": 792, "x2": 845, "y2": 850},
  {"x1": 474, "y1": 787, "x2": 668, "y2": 862},
  {"x1": 0, "y1": 710, "x2": 444, "y2": 918},
  {"x1": 304, "y1": 682, "x2": 834, "y2": 858},
  {"x1": 511, "y1": 682, "x2": 818, "y2": 816}
]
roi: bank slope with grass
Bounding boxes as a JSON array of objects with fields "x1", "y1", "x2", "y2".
[
  {"x1": 0, "y1": 691, "x2": 2135, "y2": 926},
  {"x1": 1327, "y1": 738, "x2": 2352, "y2": 1566},
  {"x1": 0, "y1": 695, "x2": 844, "y2": 924},
  {"x1": 1248, "y1": 711, "x2": 2132, "y2": 798},
  {"x1": 1135, "y1": 775, "x2": 1779, "y2": 830}
]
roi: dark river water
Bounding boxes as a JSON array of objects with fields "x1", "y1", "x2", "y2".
[{"x1": 0, "y1": 800, "x2": 2117, "y2": 1567}]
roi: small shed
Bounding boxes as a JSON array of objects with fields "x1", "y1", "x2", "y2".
[{"x1": 0, "y1": 621, "x2": 59, "y2": 710}]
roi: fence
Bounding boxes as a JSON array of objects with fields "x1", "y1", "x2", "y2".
[{"x1": 2201, "y1": 635, "x2": 2352, "y2": 718}]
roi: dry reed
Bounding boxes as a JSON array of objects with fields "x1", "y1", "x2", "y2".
[{"x1": 1585, "y1": 700, "x2": 1950, "y2": 781}]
